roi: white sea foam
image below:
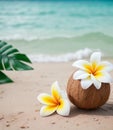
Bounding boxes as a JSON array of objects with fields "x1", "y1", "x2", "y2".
[
  {"x1": 0, "y1": 34, "x2": 38, "y2": 41},
  {"x1": 28, "y1": 48, "x2": 96, "y2": 62},
  {"x1": 0, "y1": 32, "x2": 85, "y2": 41}
]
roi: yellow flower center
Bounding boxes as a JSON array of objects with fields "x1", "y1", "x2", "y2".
[
  {"x1": 51, "y1": 97, "x2": 61, "y2": 107},
  {"x1": 84, "y1": 62, "x2": 105, "y2": 77},
  {"x1": 55, "y1": 98, "x2": 61, "y2": 107}
]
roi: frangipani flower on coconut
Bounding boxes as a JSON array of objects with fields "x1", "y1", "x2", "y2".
[
  {"x1": 72, "y1": 52, "x2": 113, "y2": 89},
  {"x1": 37, "y1": 81, "x2": 70, "y2": 117}
]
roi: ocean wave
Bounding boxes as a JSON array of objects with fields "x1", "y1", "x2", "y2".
[
  {"x1": 1, "y1": 32, "x2": 113, "y2": 41},
  {"x1": 1, "y1": 32, "x2": 113, "y2": 58},
  {"x1": 28, "y1": 48, "x2": 95, "y2": 62}
]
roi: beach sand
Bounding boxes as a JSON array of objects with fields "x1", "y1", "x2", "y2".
[{"x1": 0, "y1": 62, "x2": 113, "y2": 130}]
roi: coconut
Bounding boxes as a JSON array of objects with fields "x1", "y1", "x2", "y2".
[{"x1": 67, "y1": 72, "x2": 110, "y2": 110}]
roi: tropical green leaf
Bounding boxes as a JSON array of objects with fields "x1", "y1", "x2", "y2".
[
  {"x1": 13, "y1": 53, "x2": 32, "y2": 63},
  {"x1": 0, "y1": 40, "x2": 33, "y2": 84},
  {"x1": 0, "y1": 71, "x2": 13, "y2": 84},
  {"x1": 0, "y1": 55, "x2": 4, "y2": 70},
  {"x1": 10, "y1": 59, "x2": 33, "y2": 71},
  {"x1": 4, "y1": 48, "x2": 19, "y2": 55},
  {"x1": 0, "y1": 41, "x2": 7, "y2": 48},
  {"x1": 2, "y1": 54, "x2": 12, "y2": 70}
]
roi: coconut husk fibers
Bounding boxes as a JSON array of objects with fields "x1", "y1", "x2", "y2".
[{"x1": 67, "y1": 73, "x2": 110, "y2": 109}]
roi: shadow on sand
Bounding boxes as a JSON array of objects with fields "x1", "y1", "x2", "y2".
[{"x1": 69, "y1": 102, "x2": 113, "y2": 118}]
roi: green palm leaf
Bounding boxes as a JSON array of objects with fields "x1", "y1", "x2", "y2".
[
  {"x1": 0, "y1": 40, "x2": 33, "y2": 84},
  {"x1": 0, "y1": 71, "x2": 13, "y2": 84}
]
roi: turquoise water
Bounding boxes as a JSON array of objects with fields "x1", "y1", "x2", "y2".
[
  {"x1": 1, "y1": 1, "x2": 113, "y2": 39},
  {"x1": 0, "y1": 0, "x2": 113, "y2": 61}
]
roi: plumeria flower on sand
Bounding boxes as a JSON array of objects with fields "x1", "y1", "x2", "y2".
[
  {"x1": 72, "y1": 52, "x2": 113, "y2": 89},
  {"x1": 37, "y1": 81, "x2": 70, "y2": 117}
]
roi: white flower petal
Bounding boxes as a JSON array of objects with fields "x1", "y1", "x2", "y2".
[
  {"x1": 73, "y1": 70, "x2": 89, "y2": 80},
  {"x1": 97, "y1": 71, "x2": 113, "y2": 83},
  {"x1": 37, "y1": 93, "x2": 56, "y2": 106},
  {"x1": 94, "y1": 81, "x2": 101, "y2": 89},
  {"x1": 72, "y1": 52, "x2": 113, "y2": 90},
  {"x1": 57, "y1": 99, "x2": 70, "y2": 116},
  {"x1": 60, "y1": 90, "x2": 68, "y2": 99},
  {"x1": 81, "y1": 78, "x2": 93, "y2": 89},
  {"x1": 51, "y1": 81, "x2": 60, "y2": 93},
  {"x1": 90, "y1": 52, "x2": 101, "y2": 63},
  {"x1": 100, "y1": 61, "x2": 113, "y2": 72},
  {"x1": 72, "y1": 60, "x2": 90, "y2": 70},
  {"x1": 40, "y1": 105, "x2": 57, "y2": 117},
  {"x1": 91, "y1": 75, "x2": 101, "y2": 89},
  {"x1": 38, "y1": 81, "x2": 71, "y2": 117},
  {"x1": 51, "y1": 81, "x2": 62, "y2": 100}
]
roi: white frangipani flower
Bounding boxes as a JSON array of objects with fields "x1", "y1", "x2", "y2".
[
  {"x1": 37, "y1": 81, "x2": 70, "y2": 117},
  {"x1": 72, "y1": 52, "x2": 113, "y2": 89}
]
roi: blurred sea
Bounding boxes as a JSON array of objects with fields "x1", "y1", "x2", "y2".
[{"x1": 0, "y1": 0, "x2": 113, "y2": 62}]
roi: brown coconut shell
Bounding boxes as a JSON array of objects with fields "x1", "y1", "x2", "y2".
[{"x1": 67, "y1": 72, "x2": 110, "y2": 110}]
